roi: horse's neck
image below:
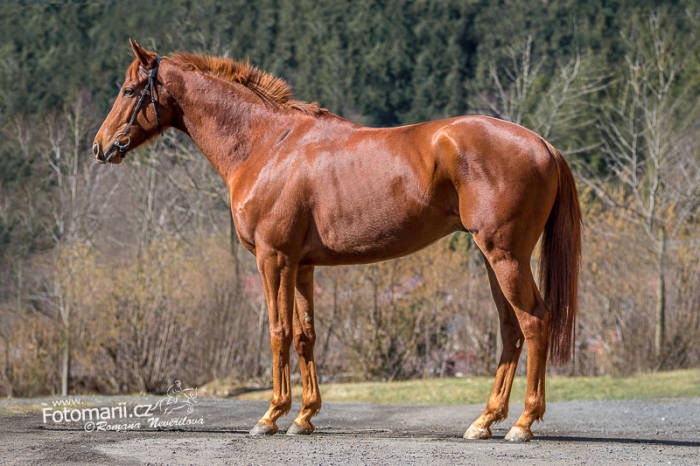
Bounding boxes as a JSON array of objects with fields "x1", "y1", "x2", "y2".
[{"x1": 168, "y1": 66, "x2": 288, "y2": 184}]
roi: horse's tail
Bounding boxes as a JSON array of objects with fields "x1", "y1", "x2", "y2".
[{"x1": 539, "y1": 143, "x2": 582, "y2": 365}]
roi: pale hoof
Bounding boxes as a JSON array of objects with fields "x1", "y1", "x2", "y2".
[
  {"x1": 286, "y1": 421, "x2": 314, "y2": 435},
  {"x1": 463, "y1": 424, "x2": 492, "y2": 439},
  {"x1": 504, "y1": 426, "x2": 533, "y2": 442},
  {"x1": 249, "y1": 421, "x2": 278, "y2": 436}
]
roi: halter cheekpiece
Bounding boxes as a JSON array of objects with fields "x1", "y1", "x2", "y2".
[{"x1": 106, "y1": 55, "x2": 162, "y2": 162}]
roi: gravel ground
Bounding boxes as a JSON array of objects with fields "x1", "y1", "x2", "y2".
[{"x1": 1, "y1": 396, "x2": 698, "y2": 465}]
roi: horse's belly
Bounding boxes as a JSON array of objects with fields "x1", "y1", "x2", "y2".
[{"x1": 306, "y1": 200, "x2": 460, "y2": 265}]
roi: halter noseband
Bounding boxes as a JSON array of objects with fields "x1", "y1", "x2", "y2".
[{"x1": 106, "y1": 55, "x2": 162, "y2": 162}]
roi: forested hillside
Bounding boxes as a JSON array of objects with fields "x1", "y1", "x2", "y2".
[{"x1": 0, "y1": 1, "x2": 698, "y2": 396}]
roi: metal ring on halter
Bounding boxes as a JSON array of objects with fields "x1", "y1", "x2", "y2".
[{"x1": 114, "y1": 131, "x2": 131, "y2": 152}]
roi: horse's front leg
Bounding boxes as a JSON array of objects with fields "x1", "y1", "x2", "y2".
[
  {"x1": 250, "y1": 249, "x2": 298, "y2": 436},
  {"x1": 287, "y1": 265, "x2": 322, "y2": 435}
]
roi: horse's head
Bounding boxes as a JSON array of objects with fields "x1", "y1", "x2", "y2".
[{"x1": 92, "y1": 40, "x2": 176, "y2": 164}]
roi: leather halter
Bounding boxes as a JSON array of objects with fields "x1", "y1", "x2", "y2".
[{"x1": 105, "y1": 56, "x2": 162, "y2": 162}]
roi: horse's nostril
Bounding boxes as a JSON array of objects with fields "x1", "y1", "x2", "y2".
[{"x1": 92, "y1": 141, "x2": 100, "y2": 157}]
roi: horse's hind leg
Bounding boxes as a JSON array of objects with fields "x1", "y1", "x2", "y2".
[
  {"x1": 287, "y1": 265, "x2": 322, "y2": 435},
  {"x1": 464, "y1": 259, "x2": 524, "y2": 439},
  {"x1": 481, "y1": 249, "x2": 550, "y2": 442}
]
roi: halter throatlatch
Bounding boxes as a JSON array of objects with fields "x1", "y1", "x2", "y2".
[{"x1": 106, "y1": 56, "x2": 162, "y2": 162}]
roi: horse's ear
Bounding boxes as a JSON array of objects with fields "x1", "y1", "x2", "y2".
[{"x1": 129, "y1": 38, "x2": 155, "y2": 67}]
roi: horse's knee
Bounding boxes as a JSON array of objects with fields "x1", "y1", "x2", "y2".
[
  {"x1": 293, "y1": 329, "x2": 316, "y2": 355},
  {"x1": 270, "y1": 324, "x2": 292, "y2": 350}
]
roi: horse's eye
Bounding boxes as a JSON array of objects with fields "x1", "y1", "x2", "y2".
[{"x1": 123, "y1": 88, "x2": 135, "y2": 97}]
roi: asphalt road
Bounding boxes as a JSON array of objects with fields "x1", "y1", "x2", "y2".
[{"x1": 1, "y1": 396, "x2": 698, "y2": 465}]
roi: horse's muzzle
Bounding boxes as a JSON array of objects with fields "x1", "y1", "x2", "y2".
[{"x1": 93, "y1": 141, "x2": 120, "y2": 164}]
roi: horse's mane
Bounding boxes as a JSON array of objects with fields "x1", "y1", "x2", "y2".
[{"x1": 169, "y1": 53, "x2": 328, "y2": 117}]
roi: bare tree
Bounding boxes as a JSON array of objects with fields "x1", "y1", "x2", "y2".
[
  {"x1": 476, "y1": 34, "x2": 607, "y2": 153},
  {"x1": 580, "y1": 12, "x2": 700, "y2": 361},
  {"x1": 40, "y1": 95, "x2": 123, "y2": 395}
]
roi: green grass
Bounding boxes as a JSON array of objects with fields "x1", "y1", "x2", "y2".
[
  {"x1": 233, "y1": 369, "x2": 700, "y2": 405},
  {"x1": 2, "y1": 369, "x2": 697, "y2": 415}
]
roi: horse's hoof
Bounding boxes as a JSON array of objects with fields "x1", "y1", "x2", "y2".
[
  {"x1": 249, "y1": 421, "x2": 278, "y2": 436},
  {"x1": 504, "y1": 426, "x2": 533, "y2": 442},
  {"x1": 463, "y1": 424, "x2": 492, "y2": 439},
  {"x1": 286, "y1": 421, "x2": 314, "y2": 435}
]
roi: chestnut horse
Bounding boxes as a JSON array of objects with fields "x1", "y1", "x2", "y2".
[{"x1": 94, "y1": 40, "x2": 581, "y2": 442}]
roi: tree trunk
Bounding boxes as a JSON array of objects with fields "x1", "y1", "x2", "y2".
[
  {"x1": 255, "y1": 299, "x2": 267, "y2": 377},
  {"x1": 4, "y1": 338, "x2": 11, "y2": 398},
  {"x1": 61, "y1": 329, "x2": 70, "y2": 396},
  {"x1": 654, "y1": 228, "x2": 666, "y2": 360},
  {"x1": 320, "y1": 274, "x2": 339, "y2": 368}
]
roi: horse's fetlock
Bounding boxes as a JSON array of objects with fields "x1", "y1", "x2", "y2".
[
  {"x1": 273, "y1": 393, "x2": 292, "y2": 413},
  {"x1": 525, "y1": 394, "x2": 546, "y2": 419},
  {"x1": 303, "y1": 395, "x2": 322, "y2": 414},
  {"x1": 492, "y1": 407, "x2": 509, "y2": 422}
]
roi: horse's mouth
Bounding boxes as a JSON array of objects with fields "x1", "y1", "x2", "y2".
[{"x1": 97, "y1": 145, "x2": 124, "y2": 164}]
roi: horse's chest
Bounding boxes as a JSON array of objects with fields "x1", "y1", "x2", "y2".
[
  {"x1": 230, "y1": 206, "x2": 257, "y2": 252},
  {"x1": 231, "y1": 191, "x2": 304, "y2": 253}
]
